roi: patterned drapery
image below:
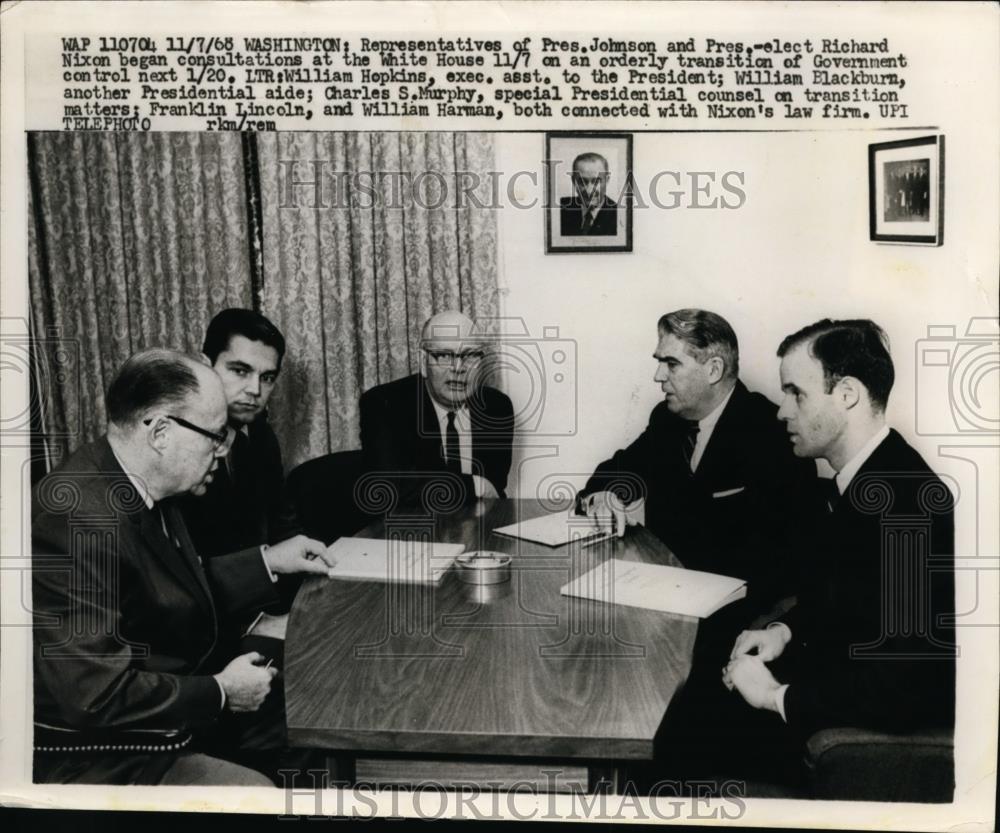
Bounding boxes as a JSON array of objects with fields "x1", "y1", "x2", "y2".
[
  {"x1": 256, "y1": 132, "x2": 499, "y2": 466},
  {"x1": 28, "y1": 131, "x2": 499, "y2": 471},
  {"x1": 28, "y1": 132, "x2": 253, "y2": 466}
]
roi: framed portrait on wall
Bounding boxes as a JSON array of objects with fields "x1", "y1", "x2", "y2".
[
  {"x1": 545, "y1": 132, "x2": 633, "y2": 253},
  {"x1": 869, "y1": 134, "x2": 944, "y2": 245}
]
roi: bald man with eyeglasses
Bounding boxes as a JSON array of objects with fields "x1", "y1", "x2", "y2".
[
  {"x1": 31, "y1": 349, "x2": 334, "y2": 786},
  {"x1": 359, "y1": 310, "x2": 514, "y2": 508}
]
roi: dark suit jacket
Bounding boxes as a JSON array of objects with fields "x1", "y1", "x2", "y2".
[
  {"x1": 560, "y1": 196, "x2": 618, "y2": 236},
  {"x1": 580, "y1": 381, "x2": 820, "y2": 612},
  {"x1": 182, "y1": 417, "x2": 300, "y2": 559},
  {"x1": 777, "y1": 429, "x2": 955, "y2": 736},
  {"x1": 360, "y1": 373, "x2": 514, "y2": 507},
  {"x1": 180, "y1": 417, "x2": 300, "y2": 622},
  {"x1": 32, "y1": 437, "x2": 278, "y2": 784}
]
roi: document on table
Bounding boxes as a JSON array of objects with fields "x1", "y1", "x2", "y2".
[
  {"x1": 493, "y1": 511, "x2": 615, "y2": 547},
  {"x1": 325, "y1": 536, "x2": 465, "y2": 585},
  {"x1": 560, "y1": 559, "x2": 747, "y2": 619}
]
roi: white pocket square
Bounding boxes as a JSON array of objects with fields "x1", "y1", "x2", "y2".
[{"x1": 712, "y1": 487, "x2": 746, "y2": 498}]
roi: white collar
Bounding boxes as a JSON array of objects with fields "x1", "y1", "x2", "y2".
[
  {"x1": 423, "y1": 376, "x2": 469, "y2": 424},
  {"x1": 698, "y1": 384, "x2": 735, "y2": 432},
  {"x1": 110, "y1": 445, "x2": 155, "y2": 509},
  {"x1": 835, "y1": 424, "x2": 891, "y2": 495},
  {"x1": 428, "y1": 394, "x2": 468, "y2": 426}
]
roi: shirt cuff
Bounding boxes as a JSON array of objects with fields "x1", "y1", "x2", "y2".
[
  {"x1": 260, "y1": 545, "x2": 278, "y2": 583},
  {"x1": 768, "y1": 621, "x2": 792, "y2": 643},
  {"x1": 774, "y1": 684, "x2": 789, "y2": 722},
  {"x1": 215, "y1": 677, "x2": 227, "y2": 710}
]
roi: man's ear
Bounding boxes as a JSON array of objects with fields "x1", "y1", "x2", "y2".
[
  {"x1": 706, "y1": 356, "x2": 725, "y2": 384},
  {"x1": 836, "y1": 376, "x2": 862, "y2": 410},
  {"x1": 145, "y1": 415, "x2": 170, "y2": 453}
]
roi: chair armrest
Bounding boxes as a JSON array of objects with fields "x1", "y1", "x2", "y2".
[{"x1": 805, "y1": 727, "x2": 954, "y2": 803}]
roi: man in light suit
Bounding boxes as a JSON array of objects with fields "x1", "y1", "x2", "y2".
[
  {"x1": 32, "y1": 349, "x2": 333, "y2": 785},
  {"x1": 360, "y1": 310, "x2": 514, "y2": 509},
  {"x1": 579, "y1": 308, "x2": 819, "y2": 623},
  {"x1": 559, "y1": 152, "x2": 619, "y2": 236},
  {"x1": 661, "y1": 319, "x2": 955, "y2": 792}
]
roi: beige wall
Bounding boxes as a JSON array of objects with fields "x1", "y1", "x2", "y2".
[{"x1": 494, "y1": 129, "x2": 999, "y2": 498}]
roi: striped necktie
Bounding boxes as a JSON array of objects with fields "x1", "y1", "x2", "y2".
[{"x1": 680, "y1": 420, "x2": 700, "y2": 471}]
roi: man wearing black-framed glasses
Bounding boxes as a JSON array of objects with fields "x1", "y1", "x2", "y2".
[
  {"x1": 31, "y1": 348, "x2": 335, "y2": 787},
  {"x1": 360, "y1": 309, "x2": 514, "y2": 507}
]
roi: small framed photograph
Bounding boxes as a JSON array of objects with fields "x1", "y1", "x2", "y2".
[
  {"x1": 868, "y1": 134, "x2": 944, "y2": 245},
  {"x1": 545, "y1": 132, "x2": 633, "y2": 253}
]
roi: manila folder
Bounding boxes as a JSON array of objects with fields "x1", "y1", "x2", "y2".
[
  {"x1": 560, "y1": 559, "x2": 746, "y2": 618},
  {"x1": 326, "y1": 536, "x2": 465, "y2": 585}
]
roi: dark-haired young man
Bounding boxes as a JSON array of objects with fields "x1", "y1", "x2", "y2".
[
  {"x1": 725, "y1": 318, "x2": 955, "y2": 736},
  {"x1": 183, "y1": 308, "x2": 301, "y2": 567},
  {"x1": 32, "y1": 350, "x2": 333, "y2": 786},
  {"x1": 660, "y1": 319, "x2": 955, "y2": 793},
  {"x1": 180, "y1": 309, "x2": 325, "y2": 776}
]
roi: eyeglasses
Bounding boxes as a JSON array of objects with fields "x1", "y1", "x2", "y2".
[
  {"x1": 424, "y1": 349, "x2": 486, "y2": 367},
  {"x1": 145, "y1": 415, "x2": 230, "y2": 450}
]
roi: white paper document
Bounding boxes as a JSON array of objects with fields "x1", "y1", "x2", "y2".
[
  {"x1": 325, "y1": 537, "x2": 465, "y2": 585},
  {"x1": 560, "y1": 559, "x2": 747, "y2": 619},
  {"x1": 492, "y1": 512, "x2": 615, "y2": 547}
]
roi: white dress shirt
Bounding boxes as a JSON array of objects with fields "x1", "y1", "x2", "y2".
[
  {"x1": 835, "y1": 424, "x2": 891, "y2": 496},
  {"x1": 428, "y1": 397, "x2": 473, "y2": 476}
]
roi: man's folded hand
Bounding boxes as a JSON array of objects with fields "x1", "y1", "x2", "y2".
[
  {"x1": 215, "y1": 652, "x2": 277, "y2": 712},
  {"x1": 723, "y1": 655, "x2": 782, "y2": 712},
  {"x1": 729, "y1": 625, "x2": 790, "y2": 662}
]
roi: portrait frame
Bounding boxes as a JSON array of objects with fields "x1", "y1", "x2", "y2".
[
  {"x1": 545, "y1": 132, "x2": 633, "y2": 254},
  {"x1": 868, "y1": 134, "x2": 945, "y2": 245}
]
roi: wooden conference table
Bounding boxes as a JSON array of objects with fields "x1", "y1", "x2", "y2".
[{"x1": 285, "y1": 499, "x2": 698, "y2": 791}]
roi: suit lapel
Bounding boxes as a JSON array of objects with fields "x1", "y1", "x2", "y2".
[
  {"x1": 242, "y1": 422, "x2": 270, "y2": 542},
  {"x1": 418, "y1": 376, "x2": 446, "y2": 467},
  {"x1": 94, "y1": 437, "x2": 215, "y2": 618},
  {"x1": 135, "y1": 503, "x2": 213, "y2": 615},
  {"x1": 469, "y1": 392, "x2": 488, "y2": 471},
  {"x1": 834, "y1": 430, "x2": 897, "y2": 523},
  {"x1": 690, "y1": 382, "x2": 745, "y2": 486}
]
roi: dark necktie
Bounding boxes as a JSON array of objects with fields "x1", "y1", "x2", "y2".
[
  {"x1": 580, "y1": 208, "x2": 594, "y2": 233},
  {"x1": 229, "y1": 429, "x2": 249, "y2": 484},
  {"x1": 681, "y1": 420, "x2": 700, "y2": 471},
  {"x1": 822, "y1": 477, "x2": 840, "y2": 513},
  {"x1": 158, "y1": 504, "x2": 188, "y2": 553},
  {"x1": 445, "y1": 411, "x2": 461, "y2": 474}
]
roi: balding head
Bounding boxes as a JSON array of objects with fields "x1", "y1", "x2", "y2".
[
  {"x1": 420, "y1": 310, "x2": 487, "y2": 409},
  {"x1": 106, "y1": 349, "x2": 229, "y2": 500},
  {"x1": 106, "y1": 349, "x2": 221, "y2": 428},
  {"x1": 421, "y1": 310, "x2": 477, "y2": 345}
]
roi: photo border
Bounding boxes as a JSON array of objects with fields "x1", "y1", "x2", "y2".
[
  {"x1": 868, "y1": 134, "x2": 945, "y2": 246},
  {"x1": 545, "y1": 131, "x2": 633, "y2": 254}
]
